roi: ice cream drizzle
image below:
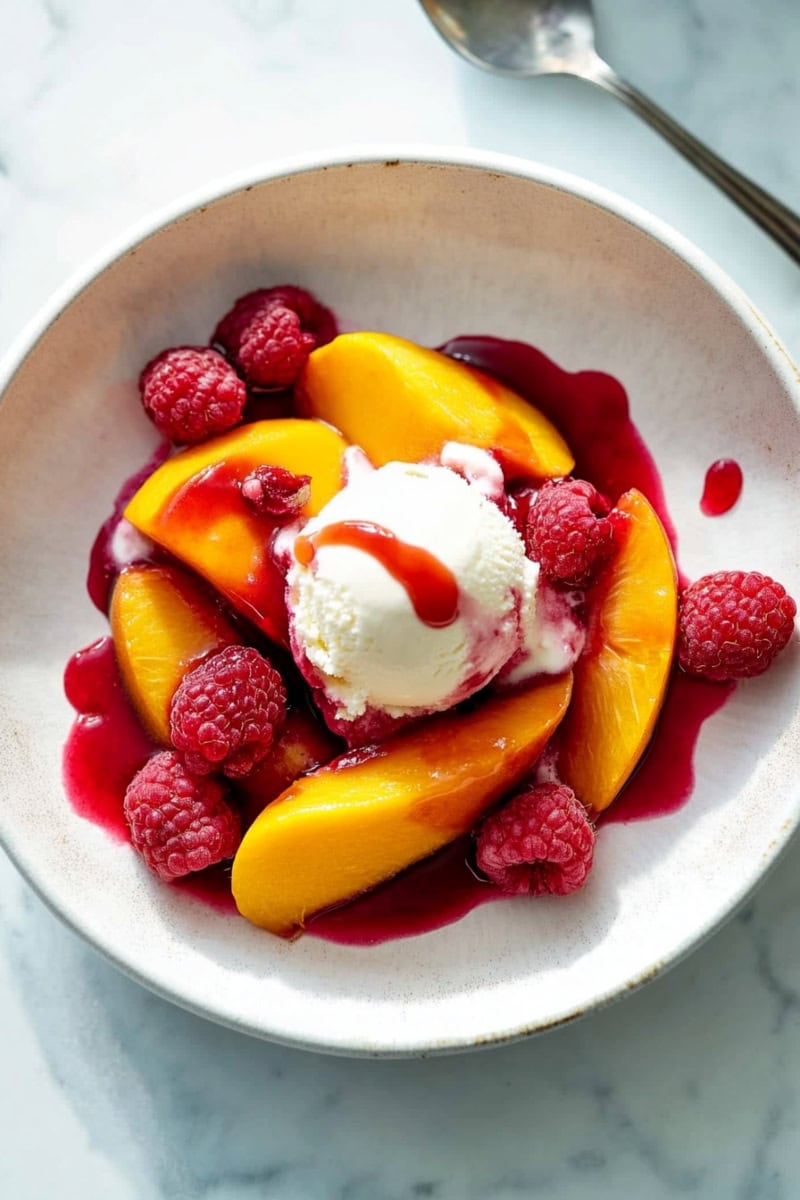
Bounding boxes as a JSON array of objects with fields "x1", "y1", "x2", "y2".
[{"x1": 293, "y1": 520, "x2": 460, "y2": 628}]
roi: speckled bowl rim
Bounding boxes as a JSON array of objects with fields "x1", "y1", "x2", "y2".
[{"x1": 1, "y1": 146, "x2": 799, "y2": 1057}]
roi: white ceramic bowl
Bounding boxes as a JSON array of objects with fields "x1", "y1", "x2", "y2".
[{"x1": 1, "y1": 149, "x2": 798, "y2": 1057}]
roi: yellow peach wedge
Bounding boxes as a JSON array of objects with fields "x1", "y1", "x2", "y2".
[
  {"x1": 232, "y1": 672, "x2": 573, "y2": 937},
  {"x1": 558, "y1": 488, "x2": 678, "y2": 813},
  {"x1": 237, "y1": 707, "x2": 343, "y2": 828},
  {"x1": 124, "y1": 419, "x2": 348, "y2": 644},
  {"x1": 110, "y1": 563, "x2": 242, "y2": 744},
  {"x1": 298, "y1": 332, "x2": 574, "y2": 483}
]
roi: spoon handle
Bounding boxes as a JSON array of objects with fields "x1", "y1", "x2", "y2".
[{"x1": 589, "y1": 59, "x2": 800, "y2": 266}]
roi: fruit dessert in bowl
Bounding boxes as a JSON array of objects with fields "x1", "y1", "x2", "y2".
[
  {"x1": 65, "y1": 290, "x2": 796, "y2": 940},
  {"x1": 1, "y1": 151, "x2": 798, "y2": 1055}
]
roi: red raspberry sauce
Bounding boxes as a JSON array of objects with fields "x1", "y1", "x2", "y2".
[
  {"x1": 63, "y1": 637, "x2": 153, "y2": 840},
  {"x1": 700, "y1": 458, "x2": 743, "y2": 516},
  {"x1": 86, "y1": 440, "x2": 171, "y2": 613},
  {"x1": 440, "y1": 335, "x2": 678, "y2": 551},
  {"x1": 598, "y1": 670, "x2": 735, "y2": 824},
  {"x1": 310, "y1": 837, "x2": 495, "y2": 944},
  {"x1": 62, "y1": 636, "x2": 236, "y2": 912},
  {"x1": 294, "y1": 520, "x2": 460, "y2": 627},
  {"x1": 161, "y1": 459, "x2": 289, "y2": 644},
  {"x1": 64, "y1": 334, "x2": 738, "y2": 945}
]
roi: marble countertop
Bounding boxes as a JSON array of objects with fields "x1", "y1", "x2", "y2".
[{"x1": 2, "y1": 1, "x2": 799, "y2": 1196}]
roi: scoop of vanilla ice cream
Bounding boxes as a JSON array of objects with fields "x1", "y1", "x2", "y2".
[{"x1": 286, "y1": 460, "x2": 537, "y2": 723}]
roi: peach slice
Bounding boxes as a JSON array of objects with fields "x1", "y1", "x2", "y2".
[
  {"x1": 558, "y1": 488, "x2": 678, "y2": 812},
  {"x1": 298, "y1": 332, "x2": 574, "y2": 483},
  {"x1": 110, "y1": 563, "x2": 242, "y2": 744},
  {"x1": 232, "y1": 673, "x2": 573, "y2": 937},
  {"x1": 237, "y1": 706, "x2": 343, "y2": 827},
  {"x1": 124, "y1": 419, "x2": 348, "y2": 644}
]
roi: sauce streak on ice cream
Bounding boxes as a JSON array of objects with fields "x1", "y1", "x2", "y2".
[
  {"x1": 700, "y1": 458, "x2": 743, "y2": 516},
  {"x1": 294, "y1": 520, "x2": 460, "y2": 628}
]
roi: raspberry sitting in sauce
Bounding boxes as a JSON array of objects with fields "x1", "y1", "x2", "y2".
[
  {"x1": 213, "y1": 285, "x2": 335, "y2": 388},
  {"x1": 170, "y1": 645, "x2": 287, "y2": 779},
  {"x1": 476, "y1": 782, "x2": 595, "y2": 896},
  {"x1": 124, "y1": 750, "x2": 241, "y2": 881},
  {"x1": 525, "y1": 477, "x2": 615, "y2": 588},
  {"x1": 240, "y1": 465, "x2": 311, "y2": 518}
]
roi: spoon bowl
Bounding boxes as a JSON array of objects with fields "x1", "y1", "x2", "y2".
[
  {"x1": 420, "y1": 0, "x2": 800, "y2": 263},
  {"x1": 421, "y1": 0, "x2": 599, "y2": 77}
]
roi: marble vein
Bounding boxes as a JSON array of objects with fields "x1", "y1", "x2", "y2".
[
  {"x1": 736, "y1": 1097, "x2": 791, "y2": 1200},
  {"x1": 753, "y1": 928, "x2": 800, "y2": 1035}
]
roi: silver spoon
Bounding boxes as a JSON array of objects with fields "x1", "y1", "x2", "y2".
[{"x1": 420, "y1": 0, "x2": 800, "y2": 265}]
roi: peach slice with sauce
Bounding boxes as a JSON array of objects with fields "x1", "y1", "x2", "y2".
[
  {"x1": 232, "y1": 672, "x2": 573, "y2": 937},
  {"x1": 558, "y1": 488, "x2": 678, "y2": 812},
  {"x1": 237, "y1": 706, "x2": 344, "y2": 828},
  {"x1": 110, "y1": 562, "x2": 242, "y2": 745},
  {"x1": 124, "y1": 419, "x2": 348, "y2": 645},
  {"x1": 298, "y1": 332, "x2": 574, "y2": 483}
]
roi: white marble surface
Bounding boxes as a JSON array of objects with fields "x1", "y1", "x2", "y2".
[{"x1": 1, "y1": 0, "x2": 799, "y2": 1195}]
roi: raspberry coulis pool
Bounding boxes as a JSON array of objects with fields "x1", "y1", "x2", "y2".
[{"x1": 64, "y1": 335, "x2": 737, "y2": 945}]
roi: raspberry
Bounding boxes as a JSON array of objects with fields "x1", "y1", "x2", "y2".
[
  {"x1": 213, "y1": 285, "x2": 336, "y2": 388},
  {"x1": 266, "y1": 286, "x2": 337, "y2": 342},
  {"x1": 139, "y1": 347, "x2": 246, "y2": 444},
  {"x1": 678, "y1": 570, "x2": 796, "y2": 681},
  {"x1": 526, "y1": 478, "x2": 615, "y2": 588},
  {"x1": 240, "y1": 465, "x2": 311, "y2": 518},
  {"x1": 218, "y1": 285, "x2": 336, "y2": 342},
  {"x1": 170, "y1": 645, "x2": 287, "y2": 778},
  {"x1": 235, "y1": 304, "x2": 315, "y2": 388},
  {"x1": 476, "y1": 782, "x2": 594, "y2": 896},
  {"x1": 123, "y1": 751, "x2": 240, "y2": 882}
]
